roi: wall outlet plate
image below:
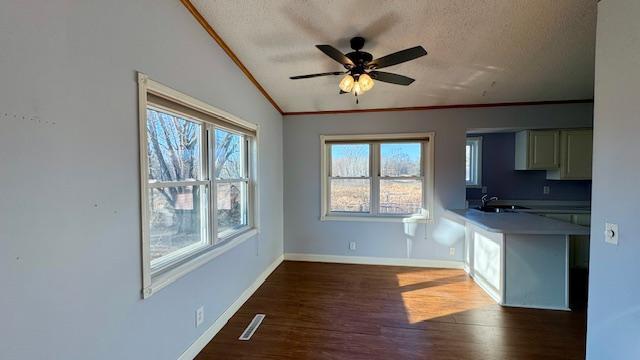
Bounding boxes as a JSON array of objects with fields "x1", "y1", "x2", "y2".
[
  {"x1": 449, "y1": 247, "x2": 456, "y2": 256},
  {"x1": 605, "y1": 223, "x2": 619, "y2": 245},
  {"x1": 196, "y1": 306, "x2": 204, "y2": 328},
  {"x1": 543, "y1": 186, "x2": 550, "y2": 195},
  {"x1": 481, "y1": 186, "x2": 488, "y2": 194},
  {"x1": 349, "y1": 241, "x2": 356, "y2": 251}
]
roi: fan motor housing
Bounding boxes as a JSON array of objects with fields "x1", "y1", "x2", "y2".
[{"x1": 345, "y1": 51, "x2": 373, "y2": 68}]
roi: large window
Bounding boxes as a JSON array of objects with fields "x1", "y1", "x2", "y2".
[
  {"x1": 466, "y1": 137, "x2": 482, "y2": 187},
  {"x1": 321, "y1": 133, "x2": 434, "y2": 222},
  {"x1": 139, "y1": 74, "x2": 257, "y2": 298}
]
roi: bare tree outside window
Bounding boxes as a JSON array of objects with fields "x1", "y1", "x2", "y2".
[
  {"x1": 215, "y1": 129, "x2": 248, "y2": 236},
  {"x1": 146, "y1": 108, "x2": 205, "y2": 261}
]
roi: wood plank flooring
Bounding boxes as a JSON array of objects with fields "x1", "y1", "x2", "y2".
[{"x1": 196, "y1": 261, "x2": 586, "y2": 360}]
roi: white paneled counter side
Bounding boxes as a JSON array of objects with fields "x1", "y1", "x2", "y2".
[{"x1": 446, "y1": 209, "x2": 589, "y2": 311}]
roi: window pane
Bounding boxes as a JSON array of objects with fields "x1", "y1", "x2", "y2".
[
  {"x1": 466, "y1": 144, "x2": 472, "y2": 182},
  {"x1": 149, "y1": 185, "x2": 208, "y2": 264},
  {"x1": 330, "y1": 179, "x2": 370, "y2": 212},
  {"x1": 215, "y1": 129, "x2": 244, "y2": 179},
  {"x1": 331, "y1": 144, "x2": 369, "y2": 177},
  {"x1": 379, "y1": 179, "x2": 422, "y2": 214},
  {"x1": 217, "y1": 181, "x2": 248, "y2": 237},
  {"x1": 381, "y1": 143, "x2": 421, "y2": 177},
  {"x1": 146, "y1": 108, "x2": 201, "y2": 182}
]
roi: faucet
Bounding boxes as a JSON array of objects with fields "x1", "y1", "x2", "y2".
[{"x1": 481, "y1": 194, "x2": 499, "y2": 207}]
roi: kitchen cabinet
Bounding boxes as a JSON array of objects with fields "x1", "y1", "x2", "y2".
[
  {"x1": 515, "y1": 130, "x2": 560, "y2": 170},
  {"x1": 547, "y1": 129, "x2": 593, "y2": 180}
]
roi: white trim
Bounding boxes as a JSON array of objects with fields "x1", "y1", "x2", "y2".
[
  {"x1": 138, "y1": 72, "x2": 260, "y2": 298},
  {"x1": 138, "y1": 73, "x2": 152, "y2": 296},
  {"x1": 465, "y1": 136, "x2": 482, "y2": 187},
  {"x1": 321, "y1": 133, "x2": 432, "y2": 141},
  {"x1": 321, "y1": 215, "x2": 433, "y2": 223},
  {"x1": 502, "y1": 304, "x2": 571, "y2": 312},
  {"x1": 283, "y1": 253, "x2": 464, "y2": 269},
  {"x1": 177, "y1": 254, "x2": 284, "y2": 360},
  {"x1": 144, "y1": 74, "x2": 257, "y2": 132},
  {"x1": 469, "y1": 272, "x2": 502, "y2": 304},
  {"x1": 320, "y1": 132, "x2": 435, "y2": 222},
  {"x1": 144, "y1": 229, "x2": 259, "y2": 298}
]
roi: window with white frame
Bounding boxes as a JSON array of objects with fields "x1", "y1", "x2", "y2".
[
  {"x1": 321, "y1": 133, "x2": 434, "y2": 222},
  {"x1": 466, "y1": 137, "x2": 482, "y2": 187},
  {"x1": 139, "y1": 73, "x2": 257, "y2": 298}
]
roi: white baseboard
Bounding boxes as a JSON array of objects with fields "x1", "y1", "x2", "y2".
[
  {"x1": 502, "y1": 303, "x2": 571, "y2": 312},
  {"x1": 283, "y1": 253, "x2": 464, "y2": 269},
  {"x1": 177, "y1": 254, "x2": 284, "y2": 360},
  {"x1": 469, "y1": 273, "x2": 502, "y2": 304}
]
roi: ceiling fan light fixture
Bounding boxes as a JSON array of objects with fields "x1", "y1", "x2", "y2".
[
  {"x1": 358, "y1": 73, "x2": 375, "y2": 92},
  {"x1": 339, "y1": 75, "x2": 355, "y2": 92}
]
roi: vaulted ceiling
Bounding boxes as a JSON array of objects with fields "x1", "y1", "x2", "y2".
[{"x1": 188, "y1": 0, "x2": 597, "y2": 113}]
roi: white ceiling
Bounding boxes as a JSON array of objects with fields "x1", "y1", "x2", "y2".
[{"x1": 191, "y1": 0, "x2": 597, "y2": 113}]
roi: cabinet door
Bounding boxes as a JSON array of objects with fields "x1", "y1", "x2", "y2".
[
  {"x1": 529, "y1": 130, "x2": 560, "y2": 169},
  {"x1": 562, "y1": 129, "x2": 593, "y2": 179}
]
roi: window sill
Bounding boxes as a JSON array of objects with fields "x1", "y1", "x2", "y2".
[
  {"x1": 321, "y1": 215, "x2": 433, "y2": 224},
  {"x1": 143, "y1": 228, "x2": 259, "y2": 299}
]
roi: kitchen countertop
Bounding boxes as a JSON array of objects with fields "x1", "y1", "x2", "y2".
[
  {"x1": 510, "y1": 206, "x2": 591, "y2": 214},
  {"x1": 446, "y1": 208, "x2": 591, "y2": 235}
]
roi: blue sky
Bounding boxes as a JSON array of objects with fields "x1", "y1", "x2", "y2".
[{"x1": 331, "y1": 143, "x2": 420, "y2": 161}]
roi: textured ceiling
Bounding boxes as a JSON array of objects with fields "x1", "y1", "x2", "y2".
[{"x1": 191, "y1": 0, "x2": 597, "y2": 113}]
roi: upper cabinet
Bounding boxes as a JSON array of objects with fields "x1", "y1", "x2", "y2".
[
  {"x1": 547, "y1": 129, "x2": 593, "y2": 180},
  {"x1": 515, "y1": 130, "x2": 560, "y2": 170}
]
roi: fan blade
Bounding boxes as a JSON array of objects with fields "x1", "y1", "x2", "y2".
[
  {"x1": 369, "y1": 71, "x2": 415, "y2": 85},
  {"x1": 290, "y1": 71, "x2": 344, "y2": 80},
  {"x1": 316, "y1": 45, "x2": 354, "y2": 67},
  {"x1": 368, "y1": 46, "x2": 427, "y2": 69}
]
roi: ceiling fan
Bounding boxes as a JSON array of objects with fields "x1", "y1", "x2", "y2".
[{"x1": 290, "y1": 36, "x2": 427, "y2": 102}]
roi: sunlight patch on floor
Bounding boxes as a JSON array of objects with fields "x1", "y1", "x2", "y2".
[{"x1": 396, "y1": 271, "x2": 496, "y2": 324}]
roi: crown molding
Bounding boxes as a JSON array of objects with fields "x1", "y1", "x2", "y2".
[
  {"x1": 180, "y1": 0, "x2": 284, "y2": 114},
  {"x1": 282, "y1": 99, "x2": 594, "y2": 116}
]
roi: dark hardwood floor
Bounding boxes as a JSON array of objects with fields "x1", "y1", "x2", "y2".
[{"x1": 196, "y1": 261, "x2": 586, "y2": 360}]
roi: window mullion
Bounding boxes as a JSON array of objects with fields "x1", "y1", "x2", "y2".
[
  {"x1": 209, "y1": 125, "x2": 218, "y2": 245},
  {"x1": 371, "y1": 143, "x2": 380, "y2": 215}
]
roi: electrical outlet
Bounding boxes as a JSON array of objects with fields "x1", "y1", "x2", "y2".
[
  {"x1": 543, "y1": 186, "x2": 550, "y2": 195},
  {"x1": 481, "y1": 186, "x2": 488, "y2": 194},
  {"x1": 195, "y1": 306, "x2": 204, "y2": 328},
  {"x1": 449, "y1": 247, "x2": 456, "y2": 256},
  {"x1": 605, "y1": 223, "x2": 619, "y2": 245},
  {"x1": 349, "y1": 241, "x2": 356, "y2": 251}
]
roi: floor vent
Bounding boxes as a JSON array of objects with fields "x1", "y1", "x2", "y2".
[{"x1": 239, "y1": 314, "x2": 265, "y2": 341}]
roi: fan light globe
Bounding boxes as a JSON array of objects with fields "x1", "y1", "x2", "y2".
[
  {"x1": 358, "y1": 73, "x2": 375, "y2": 92},
  {"x1": 353, "y1": 81, "x2": 362, "y2": 96},
  {"x1": 339, "y1": 75, "x2": 355, "y2": 92}
]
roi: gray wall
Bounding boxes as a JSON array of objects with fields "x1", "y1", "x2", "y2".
[
  {"x1": 283, "y1": 104, "x2": 592, "y2": 260},
  {"x1": 0, "y1": 1, "x2": 282, "y2": 359},
  {"x1": 587, "y1": 0, "x2": 640, "y2": 358},
  {"x1": 466, "y1": 132, "x2": 592, "y2": 201}
]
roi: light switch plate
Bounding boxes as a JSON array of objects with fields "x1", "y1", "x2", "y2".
[{"x1": 605, "y1": 223, "x2": 619, "y2": 245}]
